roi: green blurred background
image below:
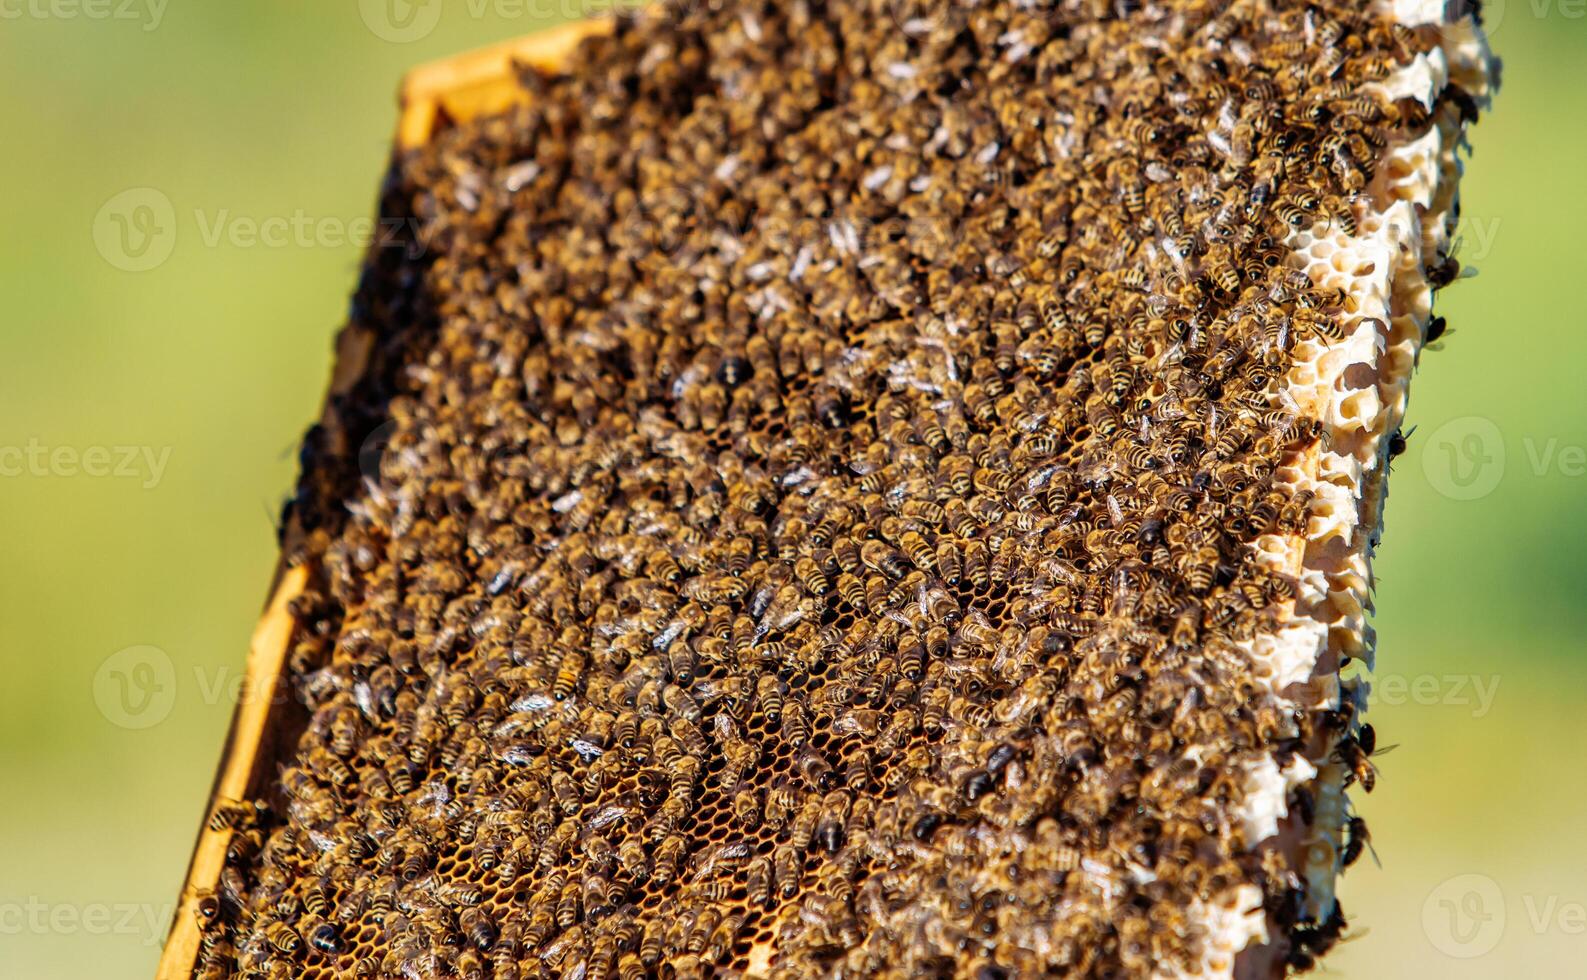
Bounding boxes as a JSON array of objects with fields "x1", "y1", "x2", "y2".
[{"x1": 0, "y1": 3, "x2": 1580, "y2": 977}]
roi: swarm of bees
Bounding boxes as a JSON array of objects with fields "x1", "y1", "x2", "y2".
[{"x1": 194, "y1": 0, "x2": 1485, "y2": 976}]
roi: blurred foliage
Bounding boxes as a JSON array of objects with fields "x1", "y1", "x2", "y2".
[{"x1": 0, "y1": 3, "x2": 1580, "y2": 977}]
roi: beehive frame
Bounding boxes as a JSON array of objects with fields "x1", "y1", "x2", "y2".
[{"x1": 156, "y1": 6, "x2": 1494, "y2": 976}]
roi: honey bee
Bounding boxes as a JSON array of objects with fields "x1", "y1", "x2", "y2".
[
  {"x1": 862, "y1": 539, "x2": 912, "y2": 579},
  {"x1": 788, "y1": 793, "x2": 822, "y2": 853},
  {"x1": 1293, "y1": 308, "x2": 1346, "y2": 343},
  {"x1": 781, "y1": 701, "x2": 809, "y2": 744},
  {"x1": 584, "y1": 875, "x2": 622, "y2": 919},
  {"x1": 263, "y1": 919, "x2": 301, "y2": 956},
  {"x1": 555, "y1": 879, "x2": 583, "y2": 928},
  {"x1": 1196, "y1": 246, "x2": 1237, "y2": 295},
  {"x1": 730, "y1": 783, "x2": 761, "y2": 830},
  {"x1": 661, "y1": 684, "x2": 703, "y2": 724},
  {"x1": 191, "y1": 891, "x2": 220, "y2": 926},
  {"x1": 954, "y1": 541, "x2": 988, "y2": 591},
  {"x1": 1337, "y1": 728, "x2": 1390, "y2": 793},
  {"x1": 207, "y1": 797, "x2": 268, "y2": 833},
  {"x1": 719, "y1": 735, "x2": 759, "y2": 788},
  {"x1": 794, "y1": 556, "x2": 830, "y2": 596},
  {"x1": 815, "y1": 789, "x2": 852, "y2": 852},
  {"x1": 772, "y1": 843, "x2": 803, "y2": 899},
  {"x1": 856, "y1": 574, "x2": 888, "y2": 614},
  {"x1": 638, "y1": 917, "x2": 665, "y2": 967},
  {"x1": 1288, "y1": 899, "x2": 1350, "y2": 972},
  {"x1": 305, "y1": 746, "x2": 352, "y2": 786},
  {"x1": 525, "y1": 906, "x2": 558, "y2": 950},
  {"x1": 1340, "y1": 815, "x2": 1378, "y2": 868},
  {"x1": 836, "y1": 572, "x2": 868, "y2": 611},
  {"x1": 1274, "y1": 199, "x2": 1310, "y2": 229},
  {"x1": 302, "y1": 915, "x2": 340, "y2": 955},
  {"x1": 617, "y1": 838, "x2": 649, "y2": 885},
  {"x1": 652, "y1": 835, "x2": 686, "y2": 887},
  {"x1": 1426, "y1": 252, "x2": 1462, "y2": 288},
  {"x1": 666, "y1": 641, "x2": 697, "y2": 686},
  {"x1": 810, "y1": 509, "x2": 848, "y2": 547},
  {"x1": 302, "y1": 874, "x2": 330, "y2": 917},
  {"x1": 1387, "y1": 425, "x2": 1414, "y2": 462}
]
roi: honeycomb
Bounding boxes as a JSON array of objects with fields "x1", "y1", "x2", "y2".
[
  {"x1": 183, "y1": 1, "x2": 1493, "y2": 976},
  {"x1": 1250, "y1": 9, "x2": 1497, "y2": 939}
]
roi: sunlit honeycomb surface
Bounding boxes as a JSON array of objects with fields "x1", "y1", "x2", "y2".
[{"x1": 192, "y1": 1, "x2": 1486, "y2": 976}]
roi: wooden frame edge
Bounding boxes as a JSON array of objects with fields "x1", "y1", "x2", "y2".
[
  {"x1": 155, "y1": 565, "x2": 308, "y2": 979},
  {"x1": 396, "y1": 16, "x2": 616, "y2": 149}
]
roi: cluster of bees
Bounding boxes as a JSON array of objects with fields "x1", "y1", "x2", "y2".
[{"x1": 196, "y1": 0, "x2": 1477, "y2": 976}]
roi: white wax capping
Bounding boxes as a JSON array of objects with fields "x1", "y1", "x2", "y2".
[
  {"x1": 1375, "y1": 48, "x2": 1447, "y2": 107},
  {"x1": 1236, "y1": 754, "x2": 1320, "y2": 844},
  {"x1": 1391, "y1": 0, "x2": 1446, "y2": 26},
  {"x1": 1159, "y1": 886, "x2": 1268, "y2": 980},
  {"x1": 1221, "y1": 1, "x2": 1497, "y2": 945},
  {"x1": 1239, "y1": 622, "x2": 1328, "y2": 693}
]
